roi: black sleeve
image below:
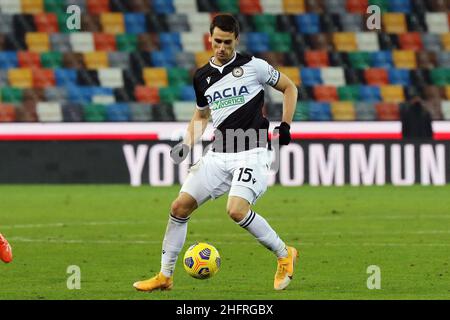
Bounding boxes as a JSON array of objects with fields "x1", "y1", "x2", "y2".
[{"x1": 193, "y1": 74, "x2": 209, "y2": 109}]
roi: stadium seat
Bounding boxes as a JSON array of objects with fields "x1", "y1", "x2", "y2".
[
  {"x1": 94, "y1": 33, "x2": 117, "y2": 51},
  {"x1": 406, "y1": 13, "x2": 427, "y2": 32},
  {"x1": 269, "y1": 32, "x2": 292, "y2": 52},
  {"x1": 246, "y1": 32, "x2": 270, "y2": 53},
  {"x1": 17, "y1": 51, "x2": 41, "y2": 68},
  {"x1": 152, "y1": 0, "x2": 175, "y2": 14},
  {"x1": 168, "y1": 67, "x2": 190, "y2": 87},
  {"x1": 338, "y1": 85, "x2": 360, "y2": 101},
  {"x1": 375, "y1": 102, "x2": 400, "y2": 120},
  {"x1": 354, "y1": 101, "x2": 376, "y2": 120},
  {"x1": 124, "y1": 13, "x2": 147, "y2": 34},
  {"x1": 321, "y1": 13, "x2": 340, "y2": 33},
  {"x1": 393, "y1": 50, "x2": 417, "y2": 69},
  {"x1": 173, "y1": 101, "x2": 194, "y2": 121},
  {"x1": 324, "y1": 0, "x2": 346, "y2": 14},
  {"x1": 253, "y1": 14, "x2": 277, "y2": 33},
  {"x1": 45, "y1": 87, "x2": 67, "y2": 102},
  {"x1": 1, "y1": 87, "x2": 23, "y2": 103},
  {"x1": 98, "y1": 68, "x2": 124, "y2": 88},
  {"x1": 195, "y1": 51, "x2": 213, "y2": 68},
  {"x1": 0, "y1": 14, "x2": 13, "y2": 34},
  {"x1": 307, "y1": 33, "x2": 334, "y2": 51},
  {"x1": 216, "y1": 0, "x2": 239, "y2": 13},
  {"x1": 313, "y1": 85, "x2": 339, "y2": 102},
  {"x1": 388, "y1": 69, "x2": 411, "y2": 86},
  {"x1": 333, "y1": 32, "x2": 358, "y2": 52},
  {"x1": 143, "y1": 68, "x2": 169, "y2": 87},
  {"x1": 0, "y1": 69, "x2": 7, "y2": 86},
  {"x1": 34, "y1": 13, "x2": 58, "y2": 33},
  {"x1": 344, "y1": 67, "x2": 364, "y2": 84},
  {"x1": 159, "y1": 86, "x2": 181, "y2": 104},
  {"x1": 180, "y1": 32, "x2": 205, "y2": 52},
  {"x1": 0, "y1": 103, "x2": 16, "y2": 122},
  {"x1": 36, "y1": 101, "x2": 62, "y2": 122},
  {"x1": 423, "y1": 99, "x2": 443, "y2": 120},
  {"x1": 389, "y1": 0, "x2": 412, "y2": 13},
  {"x1": 50, "y1": 33, "x2": 71, "y2": 52},
  {"x1": 26, "y1": 32, "x2": 50, "y2": 52},
  {"x1": 137, "y1": 33, "x2": 159, "y2": 52},
  {"x1": 308, "y1": 102, "x2": 332, "y2": 121},
  {"x1": 383, "y1": 13, "x2": 407, "y2": 34},
  {"x1": 381, "y1": 85, "x2": 405, "y2": 102},
  {"x1": 398, "y1": 32, "x2": 423, "y2": 51},
  {"x1": 100, "y1": 13, "x2": 125, "y2": 34},
  {"x1": 283, "y1": 0, "x2": 305, "y2": 13},
  {"x1": 437, "y1": 52, "x2": 450, "y2": 68},
  {"x1": 348, "y1": 52, "x2": 371, "y2": 69},
  {"x1": 83, "y1": 51, "x2": 109, "y2": 69},
  {"x1": 175, "y1": 52, "x2": 196, "y2": 70},
  {"x1": 16, "y1": 101, "x2": 38, "y2": 122},
  {"x1": 416, "y1": 51, "x2": 437, "y2": 69},
  {"x1": 8, "y1": 68, "x2": 33, "y2": 88},
  {"x1": 301, "y1": 68, "x2": 322, "y2": 86},
  {"x1": 425, "y1": 13, "x2": 449, "y2": 34},
  {"x1": 346, "y1": 0, "x2": 368, "y2": 14},
  {"x1": 305, "y1": 0, "x2": 325, "y2": 13},
  {"x1": 305, "y1": 50, "x2": 329, "y2": 67},
  {"x1": 105, "y1": 103, "x2": 131, "y2": 121},
  {"x1": 364, "y1": 68, "x2": 389, "y2": 85},
  {"x1": 33, "y1": 68, "x2": 55, "y2": 88},
  {"x1": 260, "y1": 0, "x2": 283, "y2": 13},
  {"x1": 87, "y1": 0, "x2": 110, "y2": 14},
  {"x1": 70, "y1": 32, "x2": 94, "y2": 52},
  {"x1": 430, "y1": 68, "x2": 450, "y2": 86},
  {"x1": 54, "y1": 68, "x2": 77, "y2": 86},
  {"x1": 378, "y1": 32, "x2": 399, "y2": 51},
  {"x1": 83, "y1": 103, "x2": 106, "y2": 122},
  {"x1": 359, "y1": 85, "x2": 381, "y2": 101},
  {"x1": 179, "y1": 85, "x2": 196, "y2": 101},
  {"x1": 441, "y1": 33, "x2": 450, "y2": 51},
  {"x1": 0, "y1": 0, "x2": 21, "y2": 14},
  {"x1": 355, "y1": 33, "x2": 380, "y2": 52},
  {"x1": 441, "y1": 100, "x2": 450, "y2": 120},
  {"x1": 371, "y1": 51, "x2": 394, "y2": 68},
  {"x1": 61, "y1": 102, "x2": 83, "y2": 122},
  {"x1": 173, "y1": 0, "x2": 197, "y2": 13},
  {"x1": 81, "y1": 13, "x2": 101, "y2": 32},
  {"x1": 151, "y1": 50, "x2": 177, "y2": 67},
  {"x1": 130, "y1": 103, "x2": 153, "y2": 121},
  {"x1": 321, "y1": 67, "x2": 346, "y2": 86},
  {"x1": 293, "y1": 101, "x2": 309, "y2": 121},
  {"x1": 296, "y1": 14, "x2": 321, "y2": 34},
  {"x1": 116, "y1": 34, "x2": 137, "y2": 52},
  {"x1": 331, "y1": 101, "x2": 356, "y2": 120},
  {"x1": 239, "y1": 0, "x2": 262, "y2": 14},
  {"x1": 21, "y1": 0, "x2": 43, "y2": 13}
]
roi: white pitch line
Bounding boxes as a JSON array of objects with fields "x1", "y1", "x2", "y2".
[
  {"x1": 2, "y1": 214, "x2": 450, "y2": 230},
  {"x1": 7, "y1": 237, "x2": 450, "y2": 247}
]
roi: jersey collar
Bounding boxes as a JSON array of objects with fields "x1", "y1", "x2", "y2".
[{"x1": 209, "y1": 51, "x2": 237, "y2": 73}]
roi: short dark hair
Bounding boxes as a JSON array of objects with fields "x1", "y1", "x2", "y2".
[{"x1": 210, "y1": 14, "x2": 239, "y2": 38}]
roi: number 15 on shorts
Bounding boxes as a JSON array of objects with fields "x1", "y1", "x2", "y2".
[{"x1": 236, "y1": 168, "x2": 256, "y2": 185}]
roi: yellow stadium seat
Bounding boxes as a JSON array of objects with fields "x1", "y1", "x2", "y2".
[
  {"x1": 383, "y1": 13, "x2": 407, "y2": 34},
  {"x1": 83, "y1": 52, "x2": 109, "y2": 69},
  {"x1": 445, "y1": 86, "x2": 450, "y2": 99},
  {"x1": 143, "y1": 68, "x2": 169, "y2": 87},
  {"x1": 21, "y1": 0, "x2": 43, "y2": 13},
  {"x1": 8, "y1": 68, "x2": 33, "y2": 88},
  {"x1": 332, "y1": 32, "x2": 357, "y2": 52},
  {"x1": 283, "y1": 0, "x2": 305, "y2": 13},
  {"x1": 393, "y1": 50, "x2": 417, "y2": 69},
  {"x1": 381, "y1": 85, "x2": 405, "y2": 103},
  {"x1": 25, "y1": 32, "x2": 50, "y2": 52},
  {"x1": 195, "y1": 51, "x2": 213, "y2": 68},
  {"x1": 441, "y1": 33, "x2": 450, "y2": 51},
  {"x1": 278, "y1": 67, "x2": 301, "y2": 86},
  {"x1": 100, "y1": 13, "x2": 125, "y2": 34},
  {"x1": 331, "y1": 102, "x2": 356, "y2": 121}
]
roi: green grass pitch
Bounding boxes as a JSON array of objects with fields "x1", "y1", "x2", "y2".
[{"x1": 0, "y1": 185, "x2": 449, "y2": 300}]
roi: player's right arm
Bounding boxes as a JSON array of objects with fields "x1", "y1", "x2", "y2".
[{"x1": 183, "y1": 108, "x2": 211, "y2": 147}]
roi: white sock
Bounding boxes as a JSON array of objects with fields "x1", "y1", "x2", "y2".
[
  {"x1": 160, "y1": 213, "x2": 189, "y2": 277},
  {"x1": 238, "y1": 210, "x2": 288, "y2": 258}
]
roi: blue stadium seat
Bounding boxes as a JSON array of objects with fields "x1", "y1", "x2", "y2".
[
  {"x1": 388, "y1": 69, "x2": 411, "y2": 86},
  {"x1": 359, "y1": 86, "x2": 381, "y2": 102},
  {"x1": 0, "y1": 51, "x2": 18, "y2": 69},
  {"x1": 152, "y1": 0, "x2": 175, "y2": 14},
  {"x1": 55, "y1": 69, "x2": 77, "y2": 86},
  {"x1": 295, "y1": 14, "x2": 321, "y2": 34},
  {"x1": 246, "y1": 32, "x2": 270, "y2": 53},
  {"x1": 389, "y1": 0, "x2": 411, "y2": 13},
  {"x1": 159, "y1": 32, "x2": 182, "y2": 52},
  {"x1": 308, "y1": 102, "x2": 332, "y2": 121},
  {"x1": 180, "y1": 85, "x2": 196, "y2": 101},
  {"x1": 106, "y1": 103, "x2": 131, "y2": 121},
  {"x1": 124, "y1": 13, "x2": 147, "y2": 34},
  {"x1": 301, "y1": 68, "x2": 323, "y2": 86},
  {"x1": 371, "y1": 51, "x2": 394, "y2": 68},
  {"x1": 67, "y1": 86, "x2": 113, "y2": 103},
  {"x1": 150, "y1": 50, "x2": 177, "y2": 67}
]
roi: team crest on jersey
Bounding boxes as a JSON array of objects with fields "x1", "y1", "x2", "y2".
[{"x1": 232, "y1": 67, "x2": 244, "y2": 77}]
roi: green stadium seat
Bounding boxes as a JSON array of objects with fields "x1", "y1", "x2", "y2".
[
  {"x1": 430, "y1": 68, "x2": 450, "y2": 85},
  {"x1": 116, "y1": 34, "x2": 137, "y2": 52},
  {"x1": 1, "y1": 87, "x2": 23, "y2": 103},
  {"x1": 40, "y1": 51, "x2": 62, "y2": 68},
  {"x1": 293, "y1": 101, "x2": 309, "y2": 121},
  {"x1": 44, "y1": 0, "x2": 65, "y2": 13},
  {"x1": 369, "y1": 0, "x2": 388, "y2": 13},
  {"x1": 168, "y1": 67, "x2": 190, "y2": 87},
  {"x1": 347, "y1": 52, "x2": 371, "y2": 69},
  {"x1": 159, "y1": 86, "x2": 181, "y2": 104},
  {"x1": 253, "y1": 14, "x2": 277, "y2": 33},
  {"x1": 217, "y1": 0, "x2": 239, "y2": 13},
  {"x1": 338, "y1": 85, "x2": 360, "y2": 101},
  {"x1": 269, "y1": 32, "x2": 292, "y2": 52},
  {"x1": 83, "y1": 103, "x2": 106, "y2": 122}
]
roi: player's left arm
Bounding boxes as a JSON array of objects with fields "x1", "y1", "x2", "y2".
[{"x1": 273, "y1": 72, "x2": 298, "y2": 125}]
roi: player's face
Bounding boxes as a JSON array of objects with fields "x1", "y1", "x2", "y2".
[{"x1": 210, "y1": 27, "x2": 238, "y2": 65}]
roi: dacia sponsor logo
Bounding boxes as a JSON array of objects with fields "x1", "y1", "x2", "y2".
[{"x1": 206, "y1": 86, "x2": 249, "y2": 104}]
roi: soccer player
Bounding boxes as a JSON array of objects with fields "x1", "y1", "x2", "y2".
[
  {"x1": 133, "y1": 14, "x2": 299, "y2": 291},
  {"x1": 0, "y1": 233, "x2": 13, "y2": 263}
]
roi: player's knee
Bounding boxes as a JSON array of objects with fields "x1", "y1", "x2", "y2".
[
  {"x1": 226, "y1": 207, "x2": 247, "y2": 223},
  {"x1": 170, "y1": 199, "x2": 194, "y2": 219}
]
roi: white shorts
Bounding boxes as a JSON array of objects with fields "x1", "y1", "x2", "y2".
[{"x1": 180, "y1": 148, "x2": 272, "y2": 206}]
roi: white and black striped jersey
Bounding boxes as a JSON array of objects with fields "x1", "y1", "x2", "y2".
[{"x1": 193, "y1": 52, "x2": 280, "y2": 152}]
